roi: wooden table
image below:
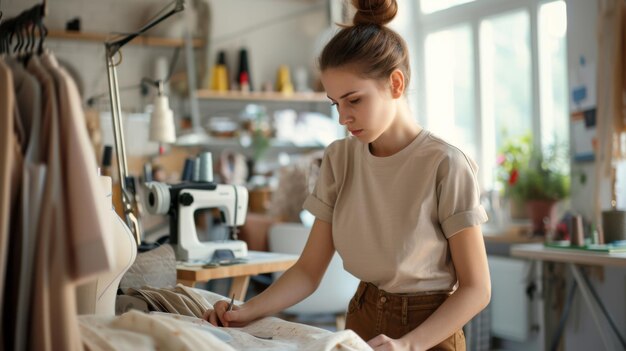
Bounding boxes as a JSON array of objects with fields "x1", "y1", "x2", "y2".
[
  {"x1": 511, "y1": 243, "x2": 626, "y2": 350},
  {"x1": 177, "y1": 251, "x2": 298, "y2": 301}
]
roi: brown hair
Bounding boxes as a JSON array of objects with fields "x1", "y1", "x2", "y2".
[{"x1": 319, "y1": 0, "x2": 410, "y2": 88}]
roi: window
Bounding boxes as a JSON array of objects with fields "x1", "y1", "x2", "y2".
[
  {"x1": 424, "y1": 25, "x2": 477, "y2": 161},
  {"x1": 420, "y1": 0, "x2": 475, "y2": 14},
  {"x1": 416, "y1": 0, "x2": 568, "y2": 189}
]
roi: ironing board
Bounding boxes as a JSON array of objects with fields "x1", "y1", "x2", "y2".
[{"x1": 176, "y1": 251, "x2": 298, "y2": 300}]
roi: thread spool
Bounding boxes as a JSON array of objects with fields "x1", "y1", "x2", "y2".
[
  {"x1": 570, "y1": 215, "x2": 584, "y2": 246},
  {"x1": 198, "y1": 152, "x2": 213, "y2": 183},
  {"x1": 602, "y1": 209, "x2": 626, "y2": 244},
  {"x1": 211, "y1": 65, "x2": 229, "y2": 91},
  {"x1": 145, "y1": 182, "x2": 170, "y2": 215},
  {"x1": 181, "y1": 158, "x2": 195, "y2": 182},
  {"x1": 275, "y1": 65, "x2": 293, "y2": 94},
  {"x1": 193, "y1": 157, "x2": 201, "y2": 182},
  {"x1": 237, "y1": 48, "x2": 252, "y2": 91}
]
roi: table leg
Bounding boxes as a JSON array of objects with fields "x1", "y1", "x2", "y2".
[
  {"x1": 177, "y1": 279, "x2": 197, "y2": 287},
  {"x1": 568, "y1": 264, "x2": 614, "y2": 350},
  {"x1": 230, "y1": 276, "x2": 250, "y2": 301}
]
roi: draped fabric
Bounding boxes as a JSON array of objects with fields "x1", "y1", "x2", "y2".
[
  {"x1": 0, "y1": 51, "x2": 113, "y2": 351},
  {"x1": 595, "y1": 0, "x2": 626, "y2": 224}
]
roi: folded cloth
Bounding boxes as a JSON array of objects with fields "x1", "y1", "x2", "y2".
[
  {"x1": 123, "y1": 284, "x2": 211, "y2": 318},
  {"x1": 80, "y1": 306, "x2": 371, "y2": 351},
  {"x1": 80, "y1": 311, "x2": 235, "y2": 351},
  {"x1": 119, "y1": 244, "x2": 177, "y2": 290}
]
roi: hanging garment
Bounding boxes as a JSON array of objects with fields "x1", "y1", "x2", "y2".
[
  {"x1": 0, "y1": 56, "x2": 15, "y2": 351},
  {"x1": 0, "y1": 57, "x2": 25, "y2": 351},
  {"x1": 4, "y1": 56, "x2": 46, "y2": 351},
  {"x1": 41, "y1": 52, "x2": 113, "y2": 280},
  {"x1": 25, "y1": 55, "x2": 62, "y2": 351}
]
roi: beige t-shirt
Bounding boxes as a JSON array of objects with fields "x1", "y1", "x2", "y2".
[{"x1": 303, "y1": 130, "x2": 488, "y2": 294}]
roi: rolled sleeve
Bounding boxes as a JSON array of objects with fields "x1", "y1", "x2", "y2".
[
  {"x1": 303, "y1": 195, "x2": 333, "y2": 223},
  {"x1": 437, "y1": 149, "x2": 489, "y2": 238},
  {"x1": 441, "y1": 206, "x2": 488, "y2": 238}
]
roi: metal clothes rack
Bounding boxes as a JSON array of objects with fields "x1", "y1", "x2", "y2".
[{"x1": 0, "y1": 0, "x2": 47, "y2": 54}]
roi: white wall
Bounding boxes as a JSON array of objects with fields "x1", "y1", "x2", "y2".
[{"x1": 565, "y1": 1, "x2": 626, "y2": 350}]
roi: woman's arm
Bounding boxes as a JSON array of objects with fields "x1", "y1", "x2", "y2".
[
  {"x1": 206, "y1": 218, "x2": 335, "y2": 327},
  {"x1": 399, "y1": 225, "x2": 491, "y2": 351}
]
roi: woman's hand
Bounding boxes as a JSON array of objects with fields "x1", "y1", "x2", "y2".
[
  {"x1": 203, "y1": 300, "x2": 255, "y2": 328},
  {"x1": 367, "y1": 334, "x2": 418, "y2": 351}
]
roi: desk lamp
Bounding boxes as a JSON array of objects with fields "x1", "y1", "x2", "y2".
[
  {"x1": 142, "y1": 79, "x2": 177, "y2": 148},
  {"x1": 105, "y1": 0, "x2": 185, "y2": 245}
]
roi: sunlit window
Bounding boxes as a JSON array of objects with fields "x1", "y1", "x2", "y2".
[
  {"x1": 424, "y1": 25, "x2": 477, "y2": 161},
  {"x1": 538, "y1": 1, "x2": 568, "y2": 150},
  {"x1": 480, "y1": 10, "x2": 532, "y2": 186},
  {"x1": 419, "y1": 0, "x2": 568, "y2": 189},
  {"x1": 420, "y1": 0, "x2": 474, "y2": 14}
]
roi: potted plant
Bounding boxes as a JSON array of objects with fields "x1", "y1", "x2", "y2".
[
  {"x1": 497, "y1": 135, "x2": 570, "y2": 234},
  {"x1": 496, "y1": 134, "x2": 533, "y2": 219}
]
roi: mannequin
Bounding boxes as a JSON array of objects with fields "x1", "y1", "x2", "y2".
[{"x1": 76, "y1": 176, "x2": 137, "y2": 315}]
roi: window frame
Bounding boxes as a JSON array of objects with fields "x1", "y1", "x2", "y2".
[{"x1": 412, "y1": 0, "x2": 563, "y2": 189}]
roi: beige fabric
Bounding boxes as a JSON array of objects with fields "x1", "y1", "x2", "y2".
[
  {"x1": 79, "y1": 317, "x2": 155, "y2": 351},
  {"x1": 79, "y1": 289, "x2": 371, "y2": 351},
  {"x1": 124, "y1": 284, "x2": 211, "y2": 318},
  {"x1": 595, "y1": 0, "x2": 626, "y2": 226},
  {"x1": 41, "y1": 53, "x2": 112, "y2": 280},
  {"x1": 3, "y1": 57, "x2": 43, "y2": 351},
  {"x1": 26, "y1": 55, "x2": 60, "y2": 351},
  {"x1": 21, "y1": 53, "x2": 111, "y2": 351},
  {"x1": 304, "y1": 131, "x2": 487, "y2": 294},
  {"x1": 0, "y1": 58, "x2": 26, "y2": 351},
  {"x1": 119, "y1": 244, "x2": 177, "y2": 290},
  {"x1": 32, "y1": 55, "x2": 83, "y2": 351},
  {"x1": 596, "y1": 0, "x2": 626, "y2": 170},
  {"x1": 0, "y1": 57, "x2": 16, "y2": 351}
]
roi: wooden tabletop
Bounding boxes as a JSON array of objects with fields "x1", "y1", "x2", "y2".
[
  {"x1": 511, "y1": 243, "x2": 626, "y2": 267},
  {"x1": 176, "y1": 251, "x2": 299, "y2": 283}
]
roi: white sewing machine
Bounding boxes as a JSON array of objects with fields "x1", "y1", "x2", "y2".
[{"x1": 145, "y1": 182, "x2": 249, "y2": 261}]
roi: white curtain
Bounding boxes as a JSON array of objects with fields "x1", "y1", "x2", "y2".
[{"x1": 594, "y1": 0, "x2": 626, "y2": 224}]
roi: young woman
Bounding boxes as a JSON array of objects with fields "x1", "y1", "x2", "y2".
[{"x1": 205, "y1": 1, "x2": 491, "y2": 349}]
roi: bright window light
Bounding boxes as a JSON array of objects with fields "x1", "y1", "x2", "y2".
[
  {"x1": 420, "y1": 0, "x2": 474, "y2": 14},
  {"x1": 424, "y1": 25, "x2": 477, "y2": 161}
]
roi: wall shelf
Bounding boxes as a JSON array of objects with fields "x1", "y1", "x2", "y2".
[
  {"x1": 47, "y1": 30, "x2": 204, "y2": 48},
  {"x1": 196, "y1": 90, "x2": 329, "y2": 103},
  {"x1": 175, "y1": 134, "x2": 324, "y2": 150}
]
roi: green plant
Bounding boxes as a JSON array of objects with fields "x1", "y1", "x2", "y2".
[
  {"x1": 496, "y1": 134, "x2": 570, "y2": 202},
  {"x1": 496, "y1": 134, "x2": 532, "y2": 197}
]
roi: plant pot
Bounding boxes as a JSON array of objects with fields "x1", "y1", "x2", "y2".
[
  {"x1": 526, "y1": 199, "x2": 557, "y2": 235},
  {"x1": 509, "y1": 198, "x2": 529, "y2": 219}
]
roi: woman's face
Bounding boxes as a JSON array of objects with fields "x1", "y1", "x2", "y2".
[{"x1": 321, "y1": 67, "x2": 396, "y2": 144}]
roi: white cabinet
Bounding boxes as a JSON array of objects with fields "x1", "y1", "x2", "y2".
[{"x1": 488, "y1": 255, "x2": 546, "y2": 350}]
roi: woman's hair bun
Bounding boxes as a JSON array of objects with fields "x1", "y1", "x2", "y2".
[{"x1": 351, "y1": 0, "x2": 398, "y2": 26}]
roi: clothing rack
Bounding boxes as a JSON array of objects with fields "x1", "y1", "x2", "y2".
[{"x1": 0, "y1": 1, "x2": 47, "y2": 54}]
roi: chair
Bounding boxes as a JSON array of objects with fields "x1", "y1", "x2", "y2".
[{"x1": 268, "y1": 222, "x2": 359, "y2": 329}]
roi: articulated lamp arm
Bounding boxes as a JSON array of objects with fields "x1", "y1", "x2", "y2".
[{"x1": 104, "y1": 0, "x2": 185, "y2": 245}]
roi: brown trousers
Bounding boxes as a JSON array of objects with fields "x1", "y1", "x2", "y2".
[{"x1": 345, "y1": 282, "x2": 466, "y2": 350}]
